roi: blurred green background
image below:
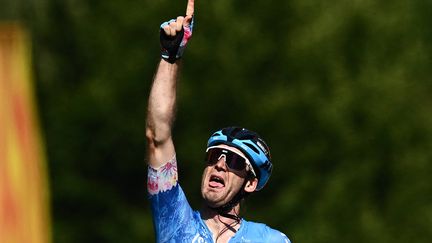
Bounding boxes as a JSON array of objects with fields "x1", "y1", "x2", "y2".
[{"x1": 2, "y1": 0, "x2": 432, "y2": 242}]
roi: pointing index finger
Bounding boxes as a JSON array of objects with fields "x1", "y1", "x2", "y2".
[{"x1": 186, "y1": 0, "x2": 194, "y2": 16}]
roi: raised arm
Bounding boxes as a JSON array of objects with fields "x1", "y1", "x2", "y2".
[
  {"x1": 146, "y1": 60, "x2": 178, "y2": 168},
  {"x1": 146, "y1": 1, "x2": 194, "y2": 168}
]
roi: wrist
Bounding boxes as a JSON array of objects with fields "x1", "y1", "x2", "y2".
[{"x1": 160, "y1": 58, "x2": 180, "y2": 66}]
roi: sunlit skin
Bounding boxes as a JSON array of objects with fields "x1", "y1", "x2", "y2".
[
  {"x1": 199, "y1": 144, "x2": 258, "y2": 241},
  {"x1": 148, "y1": 1, "x2": 262, "y2": 240},
  {"x1": 200, "y1": 144, "x2": 255, "y2": 208}
]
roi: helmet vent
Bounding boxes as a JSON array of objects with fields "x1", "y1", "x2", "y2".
[
  {"x1": 239, "y1": 134, "x2": 256, "y2": 140},
  {"x1": 244, "y1": 143, "x2": 259, "y2": 154},
  {"x1": 230, "y1": 127, "x2": 243, "y2": 137}
]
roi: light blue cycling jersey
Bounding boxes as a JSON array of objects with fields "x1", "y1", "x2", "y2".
[{"x1": 147, "y1": 156, "x2": 291, "y2": 243}]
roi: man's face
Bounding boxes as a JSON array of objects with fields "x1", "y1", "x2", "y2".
[{"x1": 201, "y1": 144, "x2": 256, "y2": 208}]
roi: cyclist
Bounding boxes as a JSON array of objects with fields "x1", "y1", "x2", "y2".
[{"x1": 146, "y1": 0, "x2": 291, "y2": 242}]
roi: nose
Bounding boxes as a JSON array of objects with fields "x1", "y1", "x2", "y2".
[{"x1": 214, "y1": 154, "x2": 227, "y2": 171}]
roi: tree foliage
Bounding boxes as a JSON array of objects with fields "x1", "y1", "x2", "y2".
[{"x1": 2, "y1": 0, "x2": 432, "y2": 242}]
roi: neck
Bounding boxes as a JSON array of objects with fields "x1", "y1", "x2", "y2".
[{"x1": 200, "y1": 204, "x2": 242, "y2": 241}]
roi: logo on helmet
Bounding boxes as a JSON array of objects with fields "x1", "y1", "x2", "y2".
[
  {"x1": 261, "y1": 160, "x2": 272, "y2": 172},
  {"x1": 256, "y1": 140, "x2": 269, "y2": 156}
]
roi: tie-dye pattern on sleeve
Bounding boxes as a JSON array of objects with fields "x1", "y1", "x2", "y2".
[{"x1": 147, "y1": 155, "x2": 178, "y2": 195}]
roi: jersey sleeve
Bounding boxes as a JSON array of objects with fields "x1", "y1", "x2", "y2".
[
  {"x1": 267, "y1": 228, "x2": 291, "y2": 243},
  {"x1": 147, "y1": 155, "x2": 195, "y2": 242}
]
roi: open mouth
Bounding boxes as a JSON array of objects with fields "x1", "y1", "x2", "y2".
[{"x1": 209, "y1": 175, "x2": 225, "y2": 188}]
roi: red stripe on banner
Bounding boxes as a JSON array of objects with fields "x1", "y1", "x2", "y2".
[{"x1": 0, "y1": 23, "x2": 51, "y2": 243}]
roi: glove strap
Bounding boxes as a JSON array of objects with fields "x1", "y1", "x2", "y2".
[
  {"x1": 160, "y1": 27, "x2": 184, "y2": 63},
  {"x1": 159, "y1": 17, "x2": 194, "y2": 63}
]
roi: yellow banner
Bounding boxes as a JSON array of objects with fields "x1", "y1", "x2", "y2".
[{"x1": 0, "y1": 23, "x2": 51, "y2": 243}]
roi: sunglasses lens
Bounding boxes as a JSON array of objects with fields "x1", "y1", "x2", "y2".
[
  {"x1": 205, "y1": 148, "x2": 247, "y2": 171},
  {"x1": 226, "y1": 153, "x2": 246, "y2": 170},
  {"x1": 205, "y1": 149, "x2": 220, "y2": 165}
]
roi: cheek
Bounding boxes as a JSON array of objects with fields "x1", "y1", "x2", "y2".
[
  {"x1": 228, "y1": 173, "x2": 245, "y2": 189},
  {"x1": 201, "y1": 167, "x2": 210, "y2": 186}
]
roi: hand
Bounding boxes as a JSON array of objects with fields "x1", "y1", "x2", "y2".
[{"x1": 160, "y1": 0, "x2": 195, "y2": 63}]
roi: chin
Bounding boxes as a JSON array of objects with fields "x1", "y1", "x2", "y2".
[
  {"x1": 202, "y1": 189, "x2": 226, "y2": 208},
  {"x1": 204, "y1": 198, "x2": 224, "y2": 209}
]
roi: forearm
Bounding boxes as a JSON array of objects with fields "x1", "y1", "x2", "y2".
[
  {"x1": 146, "y1": 59, "x2": 179, "y2": 167},
  {"x1": 146, "y1": 0, "x2": 193, "y2": 168}
]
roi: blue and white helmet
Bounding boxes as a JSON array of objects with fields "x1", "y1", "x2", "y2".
[{"x1": 207, "y1": 127, "x2": 273, "y2": 191}]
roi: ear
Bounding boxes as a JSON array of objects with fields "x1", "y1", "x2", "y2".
[{"x1": 244, "y1": 177, "x2": 258, "y2": 193}]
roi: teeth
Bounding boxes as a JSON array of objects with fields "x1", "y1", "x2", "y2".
[{"x1": 211, "y1": 176, "x2": 224, "y2": 184}]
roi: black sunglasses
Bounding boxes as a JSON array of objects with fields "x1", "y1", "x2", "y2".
[{"x1": 205, "y1": 146, "x2": 256, "y2": 176}]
